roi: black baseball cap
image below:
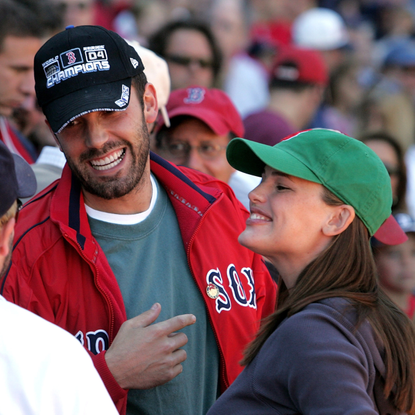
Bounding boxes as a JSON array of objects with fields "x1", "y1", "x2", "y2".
[
  {"x1": 34, "y1": 25, "x2": 145, "y2": 133},
  {"x1": 0, "y1": 142, "x2": 37, "y2": 217}
]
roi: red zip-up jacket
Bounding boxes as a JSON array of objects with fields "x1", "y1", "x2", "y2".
[{"x1": 1, "y1": 153, "x2": 277, "y2": 414}]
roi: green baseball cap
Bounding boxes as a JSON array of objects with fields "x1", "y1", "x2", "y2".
[{"x1": 227, "y1": 128, "x2": 406, "y2": 245}]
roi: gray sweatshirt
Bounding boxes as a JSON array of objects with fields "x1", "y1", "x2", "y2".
[{"x1": 207, "y1": 297, "x2": 403, "y2": 415}]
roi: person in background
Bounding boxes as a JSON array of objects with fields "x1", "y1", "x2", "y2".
[
  {"x1": 292, "y1": 7, "x2": 351, "y2": 74},
  {"x1": 153, "y1": 86, "x2": 260, "y2": 210},
  {"x1": 359, "y1": 131, "x2": 407, "y2": 214},
  {"x1": 10, "y1": 0, "x2": 64, "y2": 156},
  {"x1": 320, "y1": 58, "x2": 364, "y2": 137},
  {"x1": 360, "y1": 39, "x2": 415, "y2": 154},
  {"x1": 147, "y1": 19, "x2": 222, "y2": 90},
  {"x1": 0, "y1": 0, "x2": 46, "y2": 163},
  {"x1": 51, "y1": 0, "x2": 96, "y2": 27},
  {"x1": 210, "y1": 0, "x2": 270, "y2": 118},
  {"x1": 0, "y1": 141, "x2": 118, "y2": 415},
  {"x1": 243, "y1": 46, "x2": 328, "y2": 146},
  {"x1": 207, "y1": 128, "x2": 415, "y2": 414},
  {"x1": 373, "y1": 212, "x2": 415, "y2": 321},
  {"x1": 1, "y1": 25, "x2": 276, "y2": 415}
]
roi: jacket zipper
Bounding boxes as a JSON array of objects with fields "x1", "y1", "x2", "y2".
[
  {"x1": 185, "y1": 193, "x2": 229, "y2": 391},
  {"x1": 62, "y1": 232, "x2": 116, "y2": 342}
]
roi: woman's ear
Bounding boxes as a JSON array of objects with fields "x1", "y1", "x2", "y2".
[
  {"x1": 323, "y1": 205, "x2": 355, "y2": 236},
  {"x1": 143, "y1": 83, "x2": 159, "y2": 125}
]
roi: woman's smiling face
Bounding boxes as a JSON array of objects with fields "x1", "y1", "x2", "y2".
[{"x1": 239, "y1": 165, "x2": 339, "y2": 282}]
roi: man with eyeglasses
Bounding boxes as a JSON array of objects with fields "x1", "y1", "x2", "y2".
[
  {"x1": 0, "y1": 141, "x2": 119, "y2": 414},
  {"x1": 153, "y1": 86, "x2": 260, "y2": 209}
]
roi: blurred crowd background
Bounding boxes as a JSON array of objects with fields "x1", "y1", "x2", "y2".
[{"x1": 11, "y1": 0, "x2": 415, "y2": 215}]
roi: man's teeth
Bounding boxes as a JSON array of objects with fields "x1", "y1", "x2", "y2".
[
  {"x1": 250, "y1": 213, "x2": 270, "y2": 220},
  {"x1": 90, "y1": 149, "x2": 125, "y2": 171}
]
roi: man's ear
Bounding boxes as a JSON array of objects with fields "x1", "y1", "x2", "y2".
[
  {"x1": 0, "y1": 217, "x2": 15, "y2": 259},
  {"x1": 323, "y1": 205, "x2": 355, "y2": 236},
  {"x1": 143, "y1": 83, "x2": 159, "y2": 125}
]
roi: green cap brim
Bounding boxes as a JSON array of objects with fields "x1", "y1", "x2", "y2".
[{"x1": 226, "y1": 138, "x2": 322, "y2": 184}]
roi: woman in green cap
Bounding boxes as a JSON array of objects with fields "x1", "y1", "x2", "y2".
[{"x1": 207, "y1": 128, "x2": 415, "y2": 415}]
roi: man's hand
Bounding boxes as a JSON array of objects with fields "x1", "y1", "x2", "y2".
[{"x1": 105, "y1": 303, "x2": 196, "y2": 390}]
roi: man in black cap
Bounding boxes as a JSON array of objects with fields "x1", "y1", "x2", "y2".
[
  {"x1": 0, "y1": 142, "x2": 119, "y2": 414},
  {"x1": 1, "y1": 25, "x2": 276, "y2": 415}
]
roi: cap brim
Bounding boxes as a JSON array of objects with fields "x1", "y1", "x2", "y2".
[
  {"x1": 226, "y1": 137, "x2": 321, "y2": 182},
  {"x1": 12, "y1": 153, "x2": 37, "y2": 199},
  {"x1": 43, "y1": 78, "x2": 132, "y2": 133},
  {"x1": 373, "y1": 214, "x2": 408, "y2": 245},
  {"x1": 160, "y1": 106, "x2": 170, "y2": 128},
  {"x1": 166, "y1": 107, "x2": 232, "y2": 136}
]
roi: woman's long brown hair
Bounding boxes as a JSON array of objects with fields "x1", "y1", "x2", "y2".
[{"x1": 242, "y1": 188, "x2": 415, "y2": 414}]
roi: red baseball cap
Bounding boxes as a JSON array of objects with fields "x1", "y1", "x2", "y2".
[
  {"x1": 373, "y1": 215, "x2": 408, "y2": 245},
  {"x1": 159, "y1": 86, "x2": 244, "y2": 137},
  {"x1": 271, "y1": 46, "x2": 328, "y2": 86}
]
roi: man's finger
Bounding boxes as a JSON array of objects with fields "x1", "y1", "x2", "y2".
[
  {"x1": 154, "y1": 314, "x2": 196, "y2": 336},
  {"x1": 129, "y1": 303, "x2": 162, "y2": 328}
]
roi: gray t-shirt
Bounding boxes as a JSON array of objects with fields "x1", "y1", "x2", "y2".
[{"x1": 88, "y1": 176, "x2": 219, "y2": 415}]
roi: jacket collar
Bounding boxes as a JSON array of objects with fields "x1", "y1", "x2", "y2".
[{"x1": 50, "y1": 152, "x2": 221, "y2": 250}]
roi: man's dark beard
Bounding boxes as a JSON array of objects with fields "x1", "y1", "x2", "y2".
[{"x1": 66, "y1": 124, "x2": 150, "y2": 200}]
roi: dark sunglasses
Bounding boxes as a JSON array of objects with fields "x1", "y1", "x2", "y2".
[{"x1": 165, "y1": 54, "x2": 214, "y2": 69}]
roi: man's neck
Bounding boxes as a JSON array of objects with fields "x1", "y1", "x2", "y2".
[{"x1": 83, "y1": 166, "x2": 153, "y2": 215}]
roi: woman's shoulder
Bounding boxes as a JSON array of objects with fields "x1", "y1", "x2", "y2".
[{"x1": 277, "y1": 298, "x2": 365, "y2": 344}]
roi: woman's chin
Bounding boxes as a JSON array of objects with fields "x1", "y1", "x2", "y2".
[{"x1": 238, "y1": 231, "x2": 263, "y2": 256}]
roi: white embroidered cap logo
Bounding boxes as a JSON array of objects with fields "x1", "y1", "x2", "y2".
[
  {"x1": 115, "y1": 84, "x2": 130, "y2": 107},
  {"x1": 130, "y1": 57, "x2": 139, "y2": 68},
  {"x1": 43, "y1": 45, "x2": 110, "y2": 89}
]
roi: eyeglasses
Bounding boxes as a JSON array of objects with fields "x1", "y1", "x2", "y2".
[
  {"x1": 160, "y1": 140, "x2": 227, "y2": 160},
  {"x1": 165, "y1": 54, "x2": 214, "y2": 69}
]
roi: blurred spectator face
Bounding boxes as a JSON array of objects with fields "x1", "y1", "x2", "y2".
[
  {"x1": 399, "y1": 65, "x2": 415, "y2": 99},
  {"x1": 157, "y1": 118, "x2": 235, "y2": 183},
  {"x1": 375, "y1": 234, "x2": 415, "y2": 296},
  {"x1": 12, "y1": 95, "x2": 56, "y2": 149},
  {"x1": 54, "y1": 0, "x2": 95, "y2": 27},
  {"x1": 0, "y1": 35, "x2": 42, "y2": 118},
  {"x1": 211, "y1": 0, "x2": 247, "y2": 59},
  {"x1": 364, "y1": 139, "x2": 400, "y2": 201},
  {"x1": 164, "y1": 29, "x2": 215, "y2": 90},
  {"x1": 330, "y1": 63, "x2": 363, "y2": 112}
]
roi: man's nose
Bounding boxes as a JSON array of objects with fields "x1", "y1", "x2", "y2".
[
  {"x1": 186, "y1": 147, "x2": 205, "y2": 171},
  {"x1": 84, "y1": 118, "x2": 109, "y2": 149}
]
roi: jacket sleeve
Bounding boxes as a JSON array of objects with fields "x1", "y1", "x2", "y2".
[
  {"x1": 93, "y1": 351, "x2": 128, "y2": 413},
  {"x1": 252, "y1": 254, "x2": 277, "y2": 320}
]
